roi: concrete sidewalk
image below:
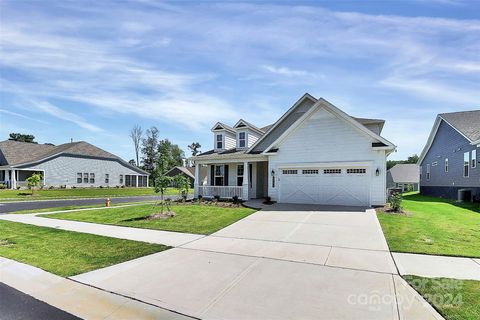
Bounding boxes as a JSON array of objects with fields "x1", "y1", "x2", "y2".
[
  {"x1": 393, "y1": 252, "x2": 480, "y2": 280},
  {"x1": 0, "y1": 213, "x2": 204, "y2": 247},
  {"x1": 0, "y1": 257, "x2": 193, "y2": 320}
]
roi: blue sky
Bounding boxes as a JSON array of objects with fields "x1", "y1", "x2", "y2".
[{"x1": 0, "y1": 0, "x2": 479, "y2": 161}]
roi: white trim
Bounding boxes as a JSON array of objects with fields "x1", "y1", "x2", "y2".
[
  {"x1": 262, "y1": 99, "x2": 395, "y2": 154},
  {"x1": 233, "y1": 119, "x2": 264, "y2": 135},
  {"x1": 246, "y1": 93, "x2": 317, "y2": 153},
  {"x1": 276, "y1": 160, "x2": 373, "y2": 169},
  {"x1": 211, "y1": 121, "x2": 235, "y2": 134}
]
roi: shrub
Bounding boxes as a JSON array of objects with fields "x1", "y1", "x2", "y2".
[
  {"x1": 99, "y1": 185, "x2": 104, "y2": 189},
  {"x1": 214, "y1": 195, "x2": 220, "y2": 201},
  {"x1": 388, "y1": 192, "x2": 403, "y2": 212},
  {"x1": 16, "y1": 186, "x2": 21, "y2": 190},
  {"x1": 0, "y1": 183, "x2": 6, "y2": 189},
  {"x1": 232, "y1": 195, "x2": 240, "y2": 204},
  {"x1": 72, "y1": 186, "x2": 76, "y2": 189},
  {"x1": 49, "y1": 185, "x2": 54, "y2": 189}
]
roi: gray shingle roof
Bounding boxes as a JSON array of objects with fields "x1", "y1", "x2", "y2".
[
  {"x1": 0, "y1": 140, "x2": 147, "y2": 174},
  {"x1": 388, "y1": 164, "x2": 419, "y2": 184},
  {"x1": 440, "y1": 110, "x2": 480, "y2": 142}
]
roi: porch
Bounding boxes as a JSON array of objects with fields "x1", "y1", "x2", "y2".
[
  {"x1": 193, "y1": 158, "x2": 269, "y2": 200},
  {"x1": 0, "y1": 168, "x2": 45, "y2": 189}
]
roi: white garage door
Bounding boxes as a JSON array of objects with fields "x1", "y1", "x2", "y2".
[{"x1": 279, "y1": 167, "x2": 371, "y2": 206}]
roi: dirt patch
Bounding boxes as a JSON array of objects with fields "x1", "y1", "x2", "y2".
[
  {"x1": 146, "y1": 212, "x2": 176, "y2": 220},
  {"x1": 376, "y1": 207, "x2": 412, "y2": 216},
  {"x1": 0, "y1": 239, "x2": 14, "y2": 247}
]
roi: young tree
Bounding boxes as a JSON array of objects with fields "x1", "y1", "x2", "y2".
[
  {"x1": 154, "y1": 169, "x2": 172, "y2": 213},
  {"x1": 129, "y1": 125, "x2": 143, "y2": 167},
  {"x1": 188, "y1": 142, "x2": 201, "y2": 156},
  {"x1": 9, "y1": 133, "x2": 37, "y2": 143},
  {"x1": 26, "y1": 173, "x2": 42, "y2": 195},
  {"x1": 174, "y1": 174, "x2": 190, "y2": 200},
  {"x1": 141, "y1": 126, "x2": 159, "y2": 174}
]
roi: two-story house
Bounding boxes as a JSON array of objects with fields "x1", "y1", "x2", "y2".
[
  {"x1": 191, "y1": 93, "x2": 396, "y2": 206},
  {"x1": 418, "y1": 110, "x2": 480, "y2": 201}
]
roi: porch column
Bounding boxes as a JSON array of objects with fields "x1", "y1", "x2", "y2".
[
  {"x1": 194, "y1": 163, "x2": 200, "y2": 198},
  {"x1": 11, "y1": 169, "x2": 16, "y2": 189},
  {"x1": 242, "y1": 161, "x2": 249, "y2": 200},
  {"x1": 135, "y1": 175, "x2": 139, "y2": 187},
  {"x1": 4, "y1": 170, "x2": 10, "y2": 188}
]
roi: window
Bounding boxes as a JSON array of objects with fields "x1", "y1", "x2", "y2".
[
  {"x1": 419, "y1": 166, "x2": 422, "y2": 180},
  {"x1": 238, "y1": 132, "x2": 246, "y2": 148},
  {"x1": 77, "y1": 173, "x2": 82, "y2": 183},
  {"x1": 302, "y1": 169, "x2": 319, "y2": 174},
  {"x1": 426, "y1": 164, "x2": 430, "y2": 181},
  {"x1": 216, "y1": 134, "x2": 223, "y2": 149},
  {"x1": 432, "y1": 161, "x2": 438, "y2": 166},
  {"x1": 120, "y1": 174, "x2": 124, "y2": 184},
  {"x1": 324, "y1": 169, "x2": 342, "y2": 174},
  {"x1": 237, "y1": 165, "x2": 244, "y2": 186},
  {"x1": 83, "y1": 173, "x2": 88, "y2": 183},
  {"x1": 347, "y1": 168, "x2": 366, "y2": 174},
  {"x1": 214, "y1": 165, "x2": 224, "y2": 186},
  {"x1": 445, "y1": 158, "x2": 448, "y2": 173},
  {"x1": 105, "y1": 174, "x2": 110, "y2": 184},
  {"x1": 472, "y1": 150, "x2": 477, "y2": 168},
  {"x1": 282, "y1": 169, "x2": 298, "y2": 174},
  {"x1": 464, "y1": 152, "x2": 469, "y2": 177},
  {"x1": 89, "y1": 173, "x2": 95, "y2": 184}
]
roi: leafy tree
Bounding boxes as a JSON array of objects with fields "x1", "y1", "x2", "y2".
[
  {"x1": 387, "y1": 154, "x2": 419, "y2": 170},
  {"x1": 26, "y1": 173, "x2": 42, "y2": 195},
  {"x1": 9, "y1": 133, "x2": 37, "y2": 143},
  {"x1": 174, "y1": 174, "x2": 190, "y2": 200},
  {"x1": 157, "y1": 139, "x2": 185, "y2": 175},
  {"x1": 188, "y1": 142, "x2": 201, "y2": 156},
  {"x1": 128, "y1": 159, "x2": 136, "y2": 166},
  {"x1": 154, "y1": 169, "x2": 172, "y2": 213},
  {"x1": 129, "y1": 125, "x2": 143, "y2": 167},
  {"x1": 141, "y1": 126, "x2": 159, "y2": 174}
]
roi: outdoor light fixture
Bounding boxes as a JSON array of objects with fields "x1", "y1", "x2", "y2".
[
  {"x1": 375, "y1": 168, "x2": 380, "y2": 176},
  {"x1": 271, "y1": 170, "x2": 275, "y2": 176}
]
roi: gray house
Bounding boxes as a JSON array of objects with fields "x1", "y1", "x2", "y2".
[
  {"x1": 386, "y1": 164, "x2": 419, "y2": 192},
  {"x1": 418, "y1": 110, "x2": 480, "y2": 201},
  {"x1": 0, "y1": 140, "x2": 149, "y2": 189},
  {"x1": 165, "y1": 166, "x2": 207, "y2": 188}
]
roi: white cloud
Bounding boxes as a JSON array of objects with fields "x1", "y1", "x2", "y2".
[{"x1": 262, "y1": 65, "x2": 309, "y2": 77}]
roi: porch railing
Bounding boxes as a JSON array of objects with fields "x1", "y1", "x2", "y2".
[{"x1": 198, "y1": 186, "x2": 243, "y2": 199}]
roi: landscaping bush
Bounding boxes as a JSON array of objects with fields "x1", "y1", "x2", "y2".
[
  {"x1": 388, "y1": 192, "x2": 403, "y2": 212},
  {"x1": 49, "y1": 185, "x2": 55, "y2": 189},
  {"x1": 0, "y1": 183, "x2": 6, "y2": 189},
  {"x1": 16, "y1": 186, "x2": 21, "y2": 190}
]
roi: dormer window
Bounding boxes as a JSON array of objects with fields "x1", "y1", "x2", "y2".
[
  {"x1": 216, "y1": 134, "x2": 223, "y2": 149},
  {"x1": 239, "y1": 132, "x2": 246, "y2": 148}
]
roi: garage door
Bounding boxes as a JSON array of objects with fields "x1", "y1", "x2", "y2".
[{"x1": 279, "y1": 167, "x2": 371, "y2": 206}]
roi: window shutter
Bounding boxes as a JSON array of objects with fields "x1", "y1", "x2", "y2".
[
  {"x1": 210, "y1": 166, "x2": 214, "y2": 186},
  {"x1": 224, "y1": 165, "x2": 229, "y2": 186}
]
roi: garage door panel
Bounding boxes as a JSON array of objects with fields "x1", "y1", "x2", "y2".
[{"x1": 279, "y1": 168, "x2": 370, "y2": 206}]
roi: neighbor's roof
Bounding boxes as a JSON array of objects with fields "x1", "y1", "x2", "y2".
[
  {"x1": 0, "y1": 140, "x2": 148, "y2": 174},
  {"x1": 440, "y1": 110, "x2": 480, "y2": 142},
  {"x1": 166, "y1": 166, "x2": 195, "y2": 179},
  {"x1": 388, "y1": 164, "x2": 419, "y2": 184}
]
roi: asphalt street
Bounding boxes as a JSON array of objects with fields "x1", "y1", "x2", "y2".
[
  {"x1": 0, "y1": 282, "x2": 81, "y2": 320},
  {"x1": 0, "y1": 195, "x2": 172, "y2": 213}
]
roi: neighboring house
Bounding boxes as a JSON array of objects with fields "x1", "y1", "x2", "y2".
[
  {"x1": 191, "y1": 93, "x2": 396, "y2": 206},
  {"x1": 418, "y1": 110, "x2": 480, "y2": 201},
  {"x1": 165, "y1": 166, "x2": 207, "y2": 188},
  {"x1": 0, "y1": 140, "x2": 149, "y2": 189},
  {"x1": 386, "y1": 164, "x2": 419, "y2": 192}
]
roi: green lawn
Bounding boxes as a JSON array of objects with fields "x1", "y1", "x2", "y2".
[
  {"x1": 42, "y1": 204, "x2": 256, "y2": 235},
  {"x1": 405, "y1": 275, "x2": 480, "y2": 320},
  {"x1": 377, "y1": 193, "x2": 480, "y2": 258},
  {"x1": 0, "y1": 220, "x2": 168, "y2": 277},
  {"x1": 0, "y1": 187, "x2": 183, "y2": 201}
]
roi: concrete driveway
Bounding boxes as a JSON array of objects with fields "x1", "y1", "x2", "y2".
[{"x1": 72, "y1": 207, "x2": 442, "y2": 320}]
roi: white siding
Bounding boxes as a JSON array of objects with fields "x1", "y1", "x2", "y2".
[
  {"x1": 31, "y1": 156, "x2": 146, "y2": 187},
  {"x1": 247, "y1": 131, "x2": 260, "y2": 147},
  {"x1": 225, "y1": 133, "x2": 236, "y2": 149},
  {"x1": 268, "y1": 107, "x2": 387, "y2": 206}
]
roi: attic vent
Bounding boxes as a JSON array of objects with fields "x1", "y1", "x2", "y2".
[
  {"x1": 237, "y1": 123, "x2": 246, "y2": 128},
  {"x1": 214, "y1": 125, "x2": 224, "y2": 130}
]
